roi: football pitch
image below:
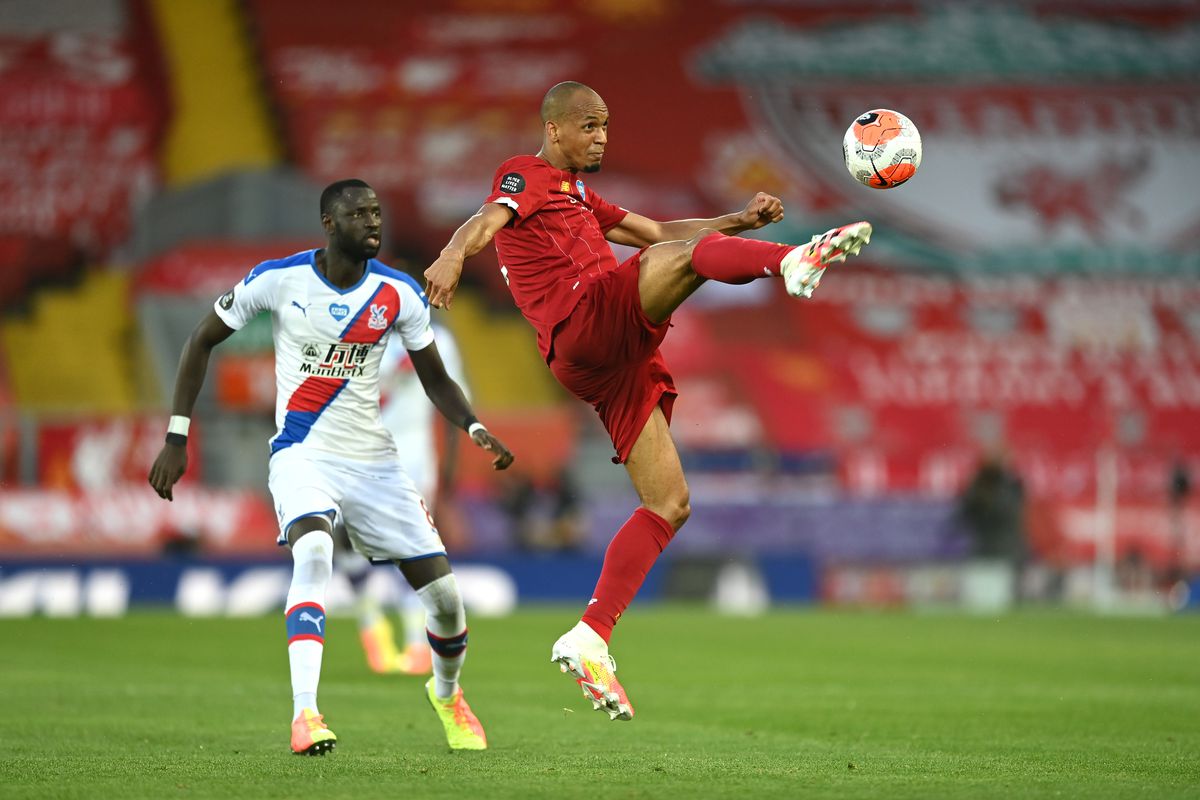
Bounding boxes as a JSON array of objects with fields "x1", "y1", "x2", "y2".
[{"x1": 4, "y1": 607, "x2": 1198, "y2": 799}]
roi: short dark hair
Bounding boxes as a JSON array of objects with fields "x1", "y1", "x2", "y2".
[{"x1": 320, "y1": 179, "x2": 372, "y2": 216}]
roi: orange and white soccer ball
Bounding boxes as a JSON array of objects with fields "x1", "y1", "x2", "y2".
[{"x1": 843, "y1": 109, "x2": 922, "y2": 189}]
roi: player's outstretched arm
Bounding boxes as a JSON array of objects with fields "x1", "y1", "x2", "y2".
[
  {"x1": 434, "y1": 408, "x2": 461, "y2": 515},
  {"x1": 408, "y1": 342, "x2": 514, "y2": 471},
  {"x1": 605, "y1": 192, "x2": 785, "y2": 248},
  {"x1": 425, "y1": 203, "x2": 514, "y2": 309},
  {"x1": 148, "y1": 311, "x2": 236, "y2": 501}
]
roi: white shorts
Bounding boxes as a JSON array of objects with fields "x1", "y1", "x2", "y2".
[
  {"x1": 396, "y1": 446, "x2": 436, "y2": 507},
  {"x1": 267, "y1": 446, "x2": 444, "y2": 562}
]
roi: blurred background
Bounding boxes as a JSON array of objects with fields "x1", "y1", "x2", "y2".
[{"x1": 1, "y1": 0, "x2": 1197, "y2": 619}]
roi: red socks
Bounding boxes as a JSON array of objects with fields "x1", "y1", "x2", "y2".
[
  {"x1": 581, "y1": 507, "x2": 676, "y2": 643},
  {"x1": 691, "y1": 232, "x2": 792, "y2": 285}
]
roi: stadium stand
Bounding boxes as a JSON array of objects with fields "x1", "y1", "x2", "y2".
[
  {"x1": 0, "y1": 0, "x2": 1195, "y2": 602},
  {"x1": 146, "y1": 0, "x2": 281, "y2": 187},
  {"x1": 0, "y1": 0, "x2": 168, "y2": 307},
  {"x1": 2, "y1": 270, "x2": 141, "y2": 414}
]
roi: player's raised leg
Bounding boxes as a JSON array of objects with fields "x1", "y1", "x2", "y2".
[
  {"x1": 402, "y1": 558, "x2": 487, "y2": 750},
  {"x1": 551, "y1": 407, "x2": 685, "y2": 721},
  {"x1": 286, "y1": 519, "x2": 338, "y2": 756},
  {"x1": 636, "y1": 222, "x2": 873, "y2": 322}
]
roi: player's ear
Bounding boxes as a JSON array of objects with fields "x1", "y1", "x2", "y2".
[{"x1": 546, "y1": 120, "x2": 558, "y2": 143}]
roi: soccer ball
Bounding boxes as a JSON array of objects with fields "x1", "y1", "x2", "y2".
[{"x1": 843, "y1": 109, "x2": 922, "y2": 189}]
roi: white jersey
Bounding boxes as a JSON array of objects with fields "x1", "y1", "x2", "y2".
[
  {"x1": 378, "y1": 322, "x2": 468, "y2": 499},
  {"x1": 214, "y1": 249, "x2": 434, "y2": 461}
]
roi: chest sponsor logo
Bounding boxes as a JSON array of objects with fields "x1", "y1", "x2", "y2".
[
  {"x1": 298, "y1": 342, "x2": 372, "y2": 377},
  {"x1": 328, "y1": 303, "x2": 350, "y2": 320},
  {"x1": 218, "y1": 288, "x2": 235, "y2": 310},
  {"x1": 368, "y1": 303, "x2": 389, "y2": 330},
  {"x1": 576, "y1": 179, "x2": 586, "y2": 200},
  {"x1": 499, "y1": 172, "x2": 526, "y2": 194}
]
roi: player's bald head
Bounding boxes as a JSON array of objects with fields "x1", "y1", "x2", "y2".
[
  {"x1": 537, "y1": 81, "x2": 608, "y2": 174},
  {"x1": 540, "y1": 81, "x2": 601, "y2": 124}
]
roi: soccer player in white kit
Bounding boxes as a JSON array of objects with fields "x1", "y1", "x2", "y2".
[
  {"x1": 348, "y1": 319, "x2": 468, "y2": 676},
  {"x1": 149, "y1": 179, "x2": 514, "y2": 755}
]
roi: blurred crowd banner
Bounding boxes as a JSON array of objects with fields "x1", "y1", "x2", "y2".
[
  {"x1": 0, "y1": 487, "x2": 277, "y2": 555},
  {"x1": 244, "y1": 0, "x2": 1199, "y2": 274},
  {"x1": 0, "y1": 417, "x2": 278, "y2": 555}
]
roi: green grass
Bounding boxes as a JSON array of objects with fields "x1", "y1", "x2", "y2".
[{"x1": 3, "y1": 608, "x2": 1199, "y2": 799}]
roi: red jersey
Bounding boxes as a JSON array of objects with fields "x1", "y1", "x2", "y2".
[{"x1": 485, "y1": 155, "x2": 629, "y2": 359}]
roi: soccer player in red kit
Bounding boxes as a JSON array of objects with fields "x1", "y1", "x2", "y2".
[{"x1": 425, "y1": 81, "x2": 872, "y2": 721}]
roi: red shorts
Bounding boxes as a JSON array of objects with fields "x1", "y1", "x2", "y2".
[{"x1": 548, "y1": 252, "x2": 677, "y2": 463}]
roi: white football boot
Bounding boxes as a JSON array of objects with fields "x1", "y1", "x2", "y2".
[
  {"x1": 550, "y1": 622, "x2": 634, "y2": 721},
  {"x1": 781, "y1": 221, "x2": 873, "y2": 298}
]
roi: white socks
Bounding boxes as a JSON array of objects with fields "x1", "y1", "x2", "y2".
[
  {"x1": 285, "y1": 531, "x2": 333, "y2": 719},
  {"x1": 417, "y1": 574, "x2": 468, "y2": 700}
]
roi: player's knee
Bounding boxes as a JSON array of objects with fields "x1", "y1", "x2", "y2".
[
  {"x1": 417, "y1": 573, "x2": 465, "y2": 627},
  {"x1": 685, "y1": 227, "x2": 721, "y2": 250},
  {"x1": 672, "y1": 499, "x2": 692, "y2": 530},
  {"x1": 659, "y1": 490, "x2": 691, "y2": 531}
]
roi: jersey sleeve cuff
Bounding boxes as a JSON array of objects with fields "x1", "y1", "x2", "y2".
[
  {"x1": 409, "y1": 324, "x2": 436, "y2": 351},
  {"x1": 212, "y1": 302, "x2": 245, "y2": 330},
  {"x1": 492, "y1": 197, "x2": 520, "y2": 214}
]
